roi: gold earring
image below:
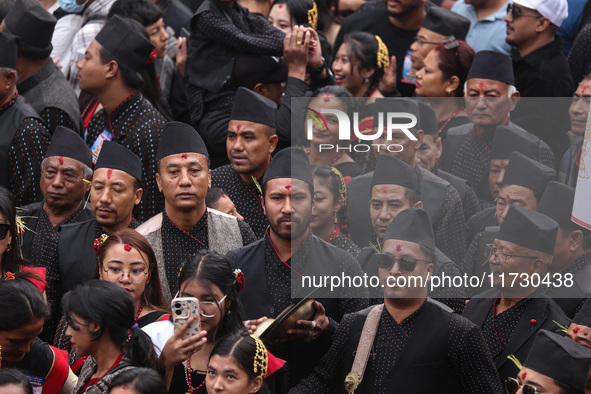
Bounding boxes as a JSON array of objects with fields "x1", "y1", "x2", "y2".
[
  {"x1": 6, "y1": 244, "x2": 10, "y2": 253},
  {"x1": 446, "y1": 88, "x2": 454, "y2": 96}
]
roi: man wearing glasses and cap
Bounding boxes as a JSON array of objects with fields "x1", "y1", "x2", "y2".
[
  {"x1": 291, "y1": 208, "x2": 502, "y2": 393},
  {"x1": 462, "y1": 205, "x2": 570, "y2": 383}
]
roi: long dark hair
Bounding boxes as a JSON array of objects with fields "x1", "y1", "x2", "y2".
[
  {"x1": 0, "y1": 369, "x2": 33, "y2": 394},
  {"x1": 433, "y1": 40, "x2": 474, "y2": 98},
  {"x1": 340, "y1": 32, "x2": 387, "y2": 96},
  {"x1": 178, "y1": 250, "x2": 246, "y2": 341},
  {"x1": 209, "y1": 333, "x2": 269, "y2": 394},
  {"x1": 107, "y1": 368, "x2": 167, "y2": 394},
  {"x1": 97, "y1": 229, "x2": 167, "y2": 311},
  {"x1": 0, "y1": 272, "x2": 48, "y2": 332},
  {"x1": 61, "y1": 280, "x2": 163, "y2": 374},
  {"x1": 0, "y1": 186, "x2": 29, "y2": 275}
]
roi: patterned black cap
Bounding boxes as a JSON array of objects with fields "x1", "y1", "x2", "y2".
[
  {"x1": 95, "y1": 141, "x2": 143, "y2": 182},
  {"x1": 491, "y1": 127, "x2": 540, "y2": 160},
  {"x1": 95, "y1": 15, "x2": 155, "y2": 70},
  {"x1": 384, "y1": 208, "x2": 435, "y2": 252},
  {"x1": 524, "y1": 330, "x2": 591, "y2": 392},
  {"x1": 537, "y1": 181, "x2": 590, "y2": 233},
  {"x1": 45, "y1": 126, "x2": 93, "y2": 168},
  {"x1": 422, "y1": 6, "x2": 470, "y2": 41},
  {"x1": 466, "y1": 50, "x2": 514, "y2": 86},
  {"x1": 497, "y1": 205, "x2": 558, "y2": 255},
  {"x1": 0, "y1": 33, "x2": 19, "y2": 69},
  {"x1": 230, "y1": 87, "x2": 277, "y2": 129},
  {"x1": 371, "y1": 155, "x2": 419, "y2": 192},
  {"x1": 262, "y1": 147, "x2": 313, "y2": 186},
  {"x1": 156, "y1": 121, "x2": 209, "y2": 161},
  {"x1": 4, "y1": 0, "x2": 56, "y2": 51},
  {"x1": 502, "y1": 152, "x2": 556, "y2": 195}
]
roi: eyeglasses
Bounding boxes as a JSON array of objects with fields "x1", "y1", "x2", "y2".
[
  {"x1": 414, "y1": 36, "x2": 442, "y2": 47},
  {"x1": 507, "y1": 3, "x2": 543, "y2": 19},
  {"x1": 505, "y1": 377, "x2": 541, "y2": 394},
  {"x1": 103, "y1": 267, "x2": 148, "y2": 284},
  {"x1": 200, "y1": 295, "x2": 227, "y2": 318},
  {"x1": 376, "y1": 254, "x2": 430, "y2": 272},
  {"x1": 485, "y1": 244, "x2": 539, "y2": 264},
  {"x1": 0, "y1": 223, "x2": 10, "y2": 240}
]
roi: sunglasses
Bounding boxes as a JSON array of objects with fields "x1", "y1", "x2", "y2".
[
  {"x1": 0, "y1": 223, "x2": 10, "y2": 241},
  {"x1": 505, "y1": 377, "x2": 541, "y2": 394},
  {"x1": 376, "y1": 254, "x2": 430, "y2": 272},
  {"x1": 506, "y1": 3, "x2": 543, "y2": 19}
]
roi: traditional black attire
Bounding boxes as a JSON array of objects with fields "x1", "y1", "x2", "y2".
[
  {"x1": 84, "y1": 16, "x2": 166, "y2": 222},
  {"x1": 290, "y1": 300, "x2": 503, "y2": 393},
  {"x1": 211, "y1": 165, "x2": 267, "y2": 238}
]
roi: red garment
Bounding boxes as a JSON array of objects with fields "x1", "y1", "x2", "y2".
[{"x1": 22, "y1": 266, "x2": 46, "y2": 294}]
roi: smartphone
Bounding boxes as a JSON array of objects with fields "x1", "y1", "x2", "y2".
[
  {"x1": 171, "y1": 297, "x2": 201, "y2": 339},
  {"x1": 180, "y1": 27, "x2": 191, "y2": 40}
]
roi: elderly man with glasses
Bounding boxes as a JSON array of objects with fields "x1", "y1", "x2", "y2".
[{"x1": 463, "y1": 205, "x2": 570, "y2": 384}]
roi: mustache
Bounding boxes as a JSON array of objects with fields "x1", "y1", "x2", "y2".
[
  {"x1": 276, "y1": 215, "x2": 299, "y2": 224},
  {"x1": 95, "y1": 204, "x2": 114, "y2": 212}
]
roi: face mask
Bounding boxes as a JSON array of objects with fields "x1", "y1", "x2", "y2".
[{"x1": 58, "y1": 0, "x2": 87, "y2": 13}]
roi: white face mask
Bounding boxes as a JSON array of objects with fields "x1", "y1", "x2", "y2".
[{"x1": 57, "y1": 0, "x2": 88, "y2": 13}]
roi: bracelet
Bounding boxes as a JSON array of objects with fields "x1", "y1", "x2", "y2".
[{"x1": 308, "y1": 57, "x2": 326, "y2": 75}]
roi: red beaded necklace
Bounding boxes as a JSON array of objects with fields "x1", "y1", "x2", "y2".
[
  {"x1": 134, "y1": 302, "x2": 144, "y2": 322},
  {"x1": 185, "y1": 357, "x2": 206, "y2": 393}
]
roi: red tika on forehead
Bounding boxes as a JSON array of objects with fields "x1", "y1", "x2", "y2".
[
  {"x1": 479, "y1": 82, "x2": 487, "y2": 90},
  {"x1": 181, "y1": 153, "x2": 188, "y2": 159},
  {"x1": 221, "y1": 194, "x2": 227, "y2": 199},
  {"x1": 396, "y1": 245, "x2": 402, "y2": 252},
  {"x1": 124, "y1": 244, "x2": 132, "y2": 252},
  {"x1": 107, "y1": 169, "x2": 113, "y2": 180},
  {"x1": 323, "y1": 94, "x2": 331, "y2": 102},
  {"x1": 506, "y1": 194, "x2": 511, "y2": 201},
  {"x1": 500, "y1": 161, "x2": 506, "y2": 167},
  {"x1": 278, "y1": 4, "x2": 283, "y2": 7},
  {"x1": 574, "y1": 326, "x2": 580, "y2": 334},
  {"x1": 381, "y1": 185, "x2": 389, "y2": 194},
  {"x1": 521, "y1": 372, "x2": 527, "y2": 380},
  {"x1": 583, "y1": 86, "x2": 589, "y2": 95},
  {"x1": 237, "y1": 124, "x2": 242, "y2": 131},
  {"x1": 285, "y1": 184, "x2": 291, "y2": 190},
  {"x1": 58, "y1": 156, "x2": 64, "y2": 165}
]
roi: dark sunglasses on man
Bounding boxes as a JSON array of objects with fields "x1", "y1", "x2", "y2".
[
  {"x1": 505, "y1": 377, "x2": 542, "y2": 394},
  {"x1": 376, "y1": 253, "x2": 430, "y2": 272},
  {"x1": 0, "y1": 223, "x2": 10, "y2": 240},
  {"x1": 507, "y1": 3, "x2": 543, "y2": 20}
]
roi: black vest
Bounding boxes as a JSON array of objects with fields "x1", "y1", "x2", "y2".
[
  {"x1": 57, "y1": 219, "x2": 101, "y2": 295},
  {"x1": 340, "y1": 301, "x2": 462, "y2": 394},
  {"x1": 17, "y1": 62, "x2": 82, "y2": 133},
  {"x1": 462, "y1": 289, "x2": 571, "y2": 382},
  {"x1": 20, "y1": 202, "x2": 94, "y2": 260},
  {"x1": 187, "y1": 0, "x2": 250, "y2": 92},
  {"x1": 0, "y1": 95, "x2": 42, "y2": 188}
]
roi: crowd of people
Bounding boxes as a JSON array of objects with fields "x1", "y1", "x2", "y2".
[{"x1": 1, "y1": 0, "x2": 591, "y2": 391}]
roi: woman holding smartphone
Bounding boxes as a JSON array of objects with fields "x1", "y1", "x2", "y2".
[{"x1": 143, "y1": 250, "x2": 247, "y2": 393}]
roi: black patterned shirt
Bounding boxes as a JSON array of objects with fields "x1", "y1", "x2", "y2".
[
  {"x1": 84, "y1": 90, "x2": 166, "y2": 222},
  {"x1": 211, "y1": 164, "x2": 267, "y2": 238},
  {"x1": 1, "y1": 94, "x2": 50, "y2": 205}
]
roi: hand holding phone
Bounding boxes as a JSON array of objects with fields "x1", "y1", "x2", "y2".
[{"x1": 171, "y1": 297, "x2": 201, "y2": 339}]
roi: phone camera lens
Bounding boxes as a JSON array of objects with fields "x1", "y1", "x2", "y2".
[
  {"x1": 174, "y1": 303, "x2": 181, "y2": 309},
  {"x1": 175, "y1": 310, "x2": 182, "y2": 315}
]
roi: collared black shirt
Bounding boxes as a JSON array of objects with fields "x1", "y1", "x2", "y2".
[
  {"x1": 84, "y1": 90, "x2": 166, "y2": 222},
  {"x1": 211, "y1": 164, "x2": 267, "y2": 238}
]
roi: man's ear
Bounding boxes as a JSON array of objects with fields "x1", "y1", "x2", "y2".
[
  {"x1": 509, "y1": 91, "x2": 521, "y2": 111},
  {"x1": 252, "y1": 83, "x2": 265, "y2": 95},
  {"x1": 105, "y1": 60, "x2": 119, "y2": 79},
  {"x1": 156, "y1": 172, "x2": 162, "y2": 192},
  {"x1": 570, "y1": 230, "x2": 584, "y2": 251},
  {"x1": 435, "y1": 137, "x2": 442, "y2": 160},
  {"x1": 414, "y1": 130, "x2": 424, "y2": 150},
  {"x1": 134, "y1": 188, "x2": 144, "y2": 205}
]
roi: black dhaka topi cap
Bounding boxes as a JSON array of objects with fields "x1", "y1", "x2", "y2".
[
  {"x1": 262, "y1": 147, "x2": 313, "y2": 187},
  {"x1": 466, "y1": 50, "x2": 514, "y2": 86},
  {"x1": 491, "y1": 127, "x2": 540, "y2": 160},
  {"x1": 523, "y1": 330, "x2": 591, "y2": 392},
  {"x1": 0, "y1": 33, "x2": 19, "y2": 69},
  {"x1": 4, "y1": 0, "x2": 56, "y2": 52},
  {"x1": 156, "y1": 121, "x2": 209, "y2": 161},
  {"x1": 422, "y1": 6, "x2": 470, "y2": 41},
  {"x1": 95, "y1": 141, "x2": 143, "y2": 182},
  {"x1": 371, "y1": 155, "x2": 419, "y2": 192},
  {"x1": 537, "y1": 181, "x2": 590, "y2": 233},
  {"x1": 497, "y1": 205, "x2": 558, "y2": 255},
  {"x1": 373, "y1": 98, "x2": 420, "y2": 132},
  {"x1": 45, "y1": 126, "x2": 93, "y2": 168},
  {"x1": 95, "y1": 15, "x2": 155, "y2": 70},
  {"x1": 417, "y1": 101, "x2": 438, "y2": 135},
  {"x1": 230, "y1": 87, "x2": 277, "y2": 129},
  {"x1": 384, "y1": 208, "x2": 435, "y2": 252},
  {"x1": 502, "y1": 152, "x2": 555, "y2": 195}
]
